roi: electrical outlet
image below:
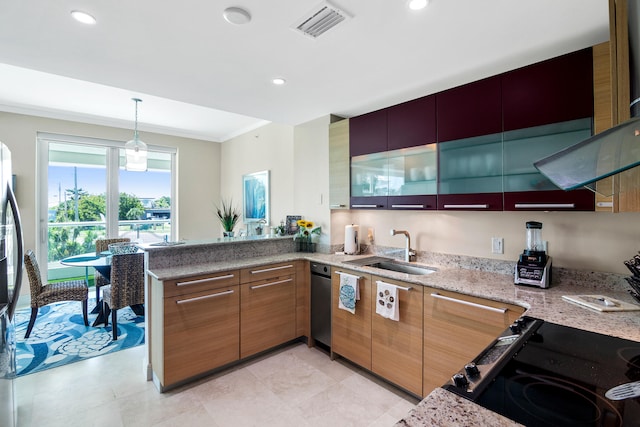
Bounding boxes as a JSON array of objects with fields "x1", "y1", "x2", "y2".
[{"x1": 491, "y1": 237, "x2": 504, "y2": 254}]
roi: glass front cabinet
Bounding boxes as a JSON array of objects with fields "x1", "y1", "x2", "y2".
[
  {"x1": 502, "y1": 118, "x2": 595, "y2": 211},
  {"x1": 437, "y1": 133, "x2": 504, "y2": 211},
  {"x1": 350, "y1": 144, "x2": 437, "y2": 210}
]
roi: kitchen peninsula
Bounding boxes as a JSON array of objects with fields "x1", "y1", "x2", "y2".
[{"x1": 143, "y1": 237, "x2": 640, "y2": 426}]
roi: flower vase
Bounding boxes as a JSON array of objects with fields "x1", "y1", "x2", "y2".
[
  {"x1": 223, "y1": 231, "x2": 234, "y2": 238},
  {"x1": 295, "y1": 236, "x2": 315, "y2": 253}
]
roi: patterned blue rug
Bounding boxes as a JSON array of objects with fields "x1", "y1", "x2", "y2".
[{"x1": 14, "y1": 298, "x2": 145, "y2": 376}]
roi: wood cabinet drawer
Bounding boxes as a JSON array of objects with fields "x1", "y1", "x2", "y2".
[
  {"x1": 163, "y1": 285, "x2": 240, "y2": 386},
  {"x1": 423, "y1": 289, "x2": 525, "y2": 395},
  {"x1": 164, "y1": 270, "x2": 240, "y2": 298},
  {"x1": 331, "y1": 267, "x2": 372, "y2": 370},
  {"x1": 371, "y1": 276, "x2": 423, "y2": 396},
  {"x1": 240, "y1": 274, "x2": 296, "y2": 358},
  {"x1": 240, "y1": 262, "x2": 296, "y2": 283}
]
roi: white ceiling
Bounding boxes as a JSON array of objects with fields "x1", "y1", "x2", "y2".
[{"x1": 0, "y1": 0, "x2": 609, "y2": 142}]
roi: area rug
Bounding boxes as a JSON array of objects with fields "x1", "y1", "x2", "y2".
[{"x1": 13, "y1": 298, "x2": 145, "y2": 376}]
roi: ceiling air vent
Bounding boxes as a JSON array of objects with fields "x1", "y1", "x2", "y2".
[{"x1": 292, "y1": 1, "x2": 351, "y2": 39}]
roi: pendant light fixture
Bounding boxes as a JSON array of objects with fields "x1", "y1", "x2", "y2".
[{"x1": 125, "y1": 98, "x2": 148, "y2": 171}]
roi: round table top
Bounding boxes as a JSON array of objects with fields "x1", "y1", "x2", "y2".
[{"x1": 60, "y1": 253, "x2": 110, "y2": 267}]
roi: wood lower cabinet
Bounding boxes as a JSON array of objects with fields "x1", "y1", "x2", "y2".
[
  {"x1": 240, "y1": 262, "x2": 297, "y2": 358},
  {"x1": 423, "y1": 289, "x2": 525, "y2": 395},
  {"x1": 331, "y1": 267, "x2": 372, "y2": 370},
  {"x1": 151, "y1": 270, "x2": 241, "y2": 388},
  {"x1": 371, "y1": 276, "x2": 424, "y2": 396}
]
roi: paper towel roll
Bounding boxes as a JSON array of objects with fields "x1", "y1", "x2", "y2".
[{"x1": 344, "y1": 224, "x2": 360, "y2": 255}]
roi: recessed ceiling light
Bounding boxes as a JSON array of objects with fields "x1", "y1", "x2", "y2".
[
  {"x1": 70, "y1": 10, "x2": 97, "y2": 25},
  {"x1": 223, "y1": 7, "x2": 252, "y2": 25},
  {"x1": 408, "y1": 0, "x2": 429, "y2": 11},
  {"x1": 272, "y1": 78, "x2": 286, "y2": 85}
]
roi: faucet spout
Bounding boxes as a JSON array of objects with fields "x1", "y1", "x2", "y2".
[{"x1": 390, "y1": 229, "x2": 415, "y2": 262}]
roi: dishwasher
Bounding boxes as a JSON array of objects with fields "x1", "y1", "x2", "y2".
[{"x1": 310, "y1": 262, "x2": 331, "y2": 348}]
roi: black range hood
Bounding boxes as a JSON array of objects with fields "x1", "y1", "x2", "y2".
[{"x1": 534, "y1": 0, "x2": 640, "y2": 191}]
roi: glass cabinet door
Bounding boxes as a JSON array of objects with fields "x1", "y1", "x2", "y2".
[
  {"x1": 388, "y1": 145, "x2": 437, "y2": 196},
  {"x1": 351, "y1": 151, "x2": 389, "y2": 197},
  {"x1": 351, "y1": 145, "x2": 437, "y2": 200},
  {"x1": 438, "y1": 133, "x2": 503, "y2": 194},
  {"x1": 503, "y1": 118, "x2": 592, "y2": 192}
]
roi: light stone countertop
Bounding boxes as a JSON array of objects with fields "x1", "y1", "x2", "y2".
[{"x1": 145, "y1": 249, "x2": 640, "y2": 427}]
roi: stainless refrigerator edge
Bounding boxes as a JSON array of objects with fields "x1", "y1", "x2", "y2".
[{"x1": 0, "y1": 143, "x2": 24, "y2": 427}]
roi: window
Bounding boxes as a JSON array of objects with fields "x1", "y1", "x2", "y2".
[{"x1": 37, "y1": 133, "x2": 176, "y2": 282}]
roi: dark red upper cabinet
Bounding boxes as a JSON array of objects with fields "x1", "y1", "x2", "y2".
[
  {"x1": 502, "y1": 48, "x2": 593, "y2": 131},
  {"x1": 387, "y1": 95, "x2": 436, "y2": 150},
  {"x1": 437, "y1": 76, "x2": 502, "y2": 142},
  {"x1": 349, "y1": 109, "x2": 388, "y2": 156}
]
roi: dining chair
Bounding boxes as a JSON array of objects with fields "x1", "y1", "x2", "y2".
[
  {"x1": 102, "y1": 252, "x2": 144, "y2": 340},
  {"x1": 23, "y1": 250, "x2": 89, "y2": 338},
  {"x1": 94, "y1": 237, "x2": 130, "y2": 303}
]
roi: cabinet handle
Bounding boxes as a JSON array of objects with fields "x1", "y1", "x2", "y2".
[
  {"x1": 176, "y1": 274, "x2": 235, "y2": 287},
  {"x1": 330, "y1": 204, "x2": 347, "y2": 208},
  {"x1": 430, "y1": 292, "x2": 507, "y2": 313},
  {"x1": 351, "y1": 204, "x2": 380, "y2": 208},
  {"x1": 391, "y1": 204, "x2": 424, "y2": 209},
  {"x1": 514, "y1": 203, "x2": 575, "y2": 209},
  {"x1": 250, "y1": 278, "x2": 293, "y2": 290},
  {"x1": 176, "y1": 289, "x2": 234, "y2": 304},
  {"x1": 597, "y1": 201, "x2": 613, "y2": 208},
  {"x1": 443, "y1": 204, "x2": 489, "y2": 209},
  {"x1": 250, "y1": 264, "x2": 294, "y2": 274},
  {"x1": 377, "y1": 280, "x2": 412, "y2": 291}
]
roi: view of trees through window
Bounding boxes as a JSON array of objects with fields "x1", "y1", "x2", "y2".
[{"x1": 45, "y1": 140, "x2": 174, "y2": 263}]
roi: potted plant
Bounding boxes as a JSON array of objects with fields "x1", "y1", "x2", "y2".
[{"x1": 216, "y1": 199, "x2": 240, "y2": 237}]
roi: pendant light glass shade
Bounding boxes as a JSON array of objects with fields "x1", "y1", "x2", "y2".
[{"x1": 125, "y1": 98, "x2": 148, "y2": 171}]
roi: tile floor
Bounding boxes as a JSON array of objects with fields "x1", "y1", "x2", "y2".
[{"x1": 15, "y1": 342, "x2": 419, "y2": 427}]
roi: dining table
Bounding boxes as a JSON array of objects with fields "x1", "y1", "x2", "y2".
[
  {"x1": 59, "y1": 251, "x2": 145, "y2": 326},
  {"x1": 60, "y1": 252, "x2": 113, "y2": 324}
]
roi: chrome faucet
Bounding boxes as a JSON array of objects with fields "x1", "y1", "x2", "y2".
[{"x1": 390, "y1": 229, "x2": 416, "y2": 262}]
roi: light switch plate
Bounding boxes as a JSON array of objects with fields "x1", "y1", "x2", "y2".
[{"x1": 491, "y1": 237, "x2": 503, "y2": 254}]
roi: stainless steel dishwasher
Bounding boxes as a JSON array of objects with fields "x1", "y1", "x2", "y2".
[{"x1": 310, "y1": 262, "x2": 331, "y2": 348}]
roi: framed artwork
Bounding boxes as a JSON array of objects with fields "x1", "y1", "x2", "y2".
[
  {"x1": 243, "y1": 170, "x2": 270, "y2": 223},
  {"x1": 285, "y1": 215, "x2": 302, "y2": 235}
]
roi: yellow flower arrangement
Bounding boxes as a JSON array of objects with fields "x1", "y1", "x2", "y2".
[
  {"x1": 295, "y1": 219, "x2": 321, "y2": 252},
  {"x1": 296, "y1": 219, "x2": 321, "y2": 239}
]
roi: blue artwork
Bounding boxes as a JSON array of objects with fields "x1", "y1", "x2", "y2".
[{"x1": 243, "y1": 170, "x2": 269, "y2": 222}]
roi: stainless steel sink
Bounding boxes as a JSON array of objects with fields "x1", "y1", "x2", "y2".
[{"x1": 345, "y1": 256, "x2": 437, "y2": 275}]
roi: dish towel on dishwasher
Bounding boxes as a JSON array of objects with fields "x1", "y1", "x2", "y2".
[
  {"x1": 337, "y1": 271, "x2": 360, "y2": 314},
  {"x1": 376, "y1": 281, "x2": 399, "y2": 321}
]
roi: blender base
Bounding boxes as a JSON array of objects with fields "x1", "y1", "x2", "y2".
[{"x1": 515, "y1": 256, "x2": 552, "y2": 289}]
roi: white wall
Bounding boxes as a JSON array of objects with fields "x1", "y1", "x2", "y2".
[
  {"x1": 338, "y1": 209, "x2": 640, "y2": 275},
  {"x1": 220, "y1": 122, "x2": 295, "y2": 234}
]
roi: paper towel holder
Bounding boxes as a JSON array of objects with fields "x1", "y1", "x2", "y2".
[{"x1": 344, "y1": 224, "x2": 360, "y2": 255}]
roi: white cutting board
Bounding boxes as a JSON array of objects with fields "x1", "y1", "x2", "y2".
[{"x1": 562, "y1": 294, "x2": 640, "y2": 312}]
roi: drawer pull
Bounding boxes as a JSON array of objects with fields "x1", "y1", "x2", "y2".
[
  {"x1": 250, "y1": 278, "x2": 293, "y2": 290},
  {"x1": 176, "y1": 289, "x2": 234, "y2": 304},
  {"x1": 351, "y1": 204, "x2": 380, "y2": 208},
  {"x1": 250, "y1": 264, "x2": 294, "y2": 274},
  {"x1": 377, "y1": 280, "x2": 412, "y2": 291},
  {"x1": 597, "y1": 201, "x2": 613, "y2": 208},
  {"x1": 514, "y1": 203, "x2": 575, "y2": 209},
  {"x1": 176, "y1": 274, "x2": 235, "y2": 287},
  {"x1": 330, "y1": 204, "x2": 347, "y2": 208},
  {"x1": 443, "y1": 204, "x2": 489, "y2": 209},
  {"x1": 391, "y1": 204, "x2": 424, "y2": 209},
  {"x1": 430, "y1": 292, "x2": 507, "y2": 313}
]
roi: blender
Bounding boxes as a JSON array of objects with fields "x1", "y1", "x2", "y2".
[{"x1": 514, "y1": 221, "x2": 552, "y2": 288}]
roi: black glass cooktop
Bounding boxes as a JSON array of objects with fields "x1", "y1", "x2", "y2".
[{"x1": 475, "y1": 321, "x2": 640, "y2": 427}]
